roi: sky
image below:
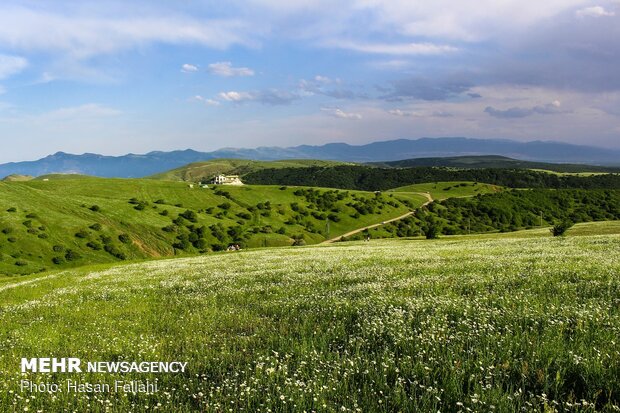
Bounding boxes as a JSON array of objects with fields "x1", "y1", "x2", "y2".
[{"x1": 0, "y1": 0, "x2": 619, "y2": 163}]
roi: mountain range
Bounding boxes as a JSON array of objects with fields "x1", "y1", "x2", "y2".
[{"x1": 1, "y1": 137, "x2": 619, "y2": 179}]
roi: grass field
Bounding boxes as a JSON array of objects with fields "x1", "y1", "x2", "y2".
[
  {"x1": 0, "y1": 223, "x2": 618, "y2": 412},
  {"x1": 0, "y1": 178, "x2": 425, "y2": 276},
  {"x1": 389, "y1": 181, "x2": 502, "y2": 200}
]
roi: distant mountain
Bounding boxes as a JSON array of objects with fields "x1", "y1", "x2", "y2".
[
  {"x1": 1, "y1": 138, "x2": 619, "y2": 178},
  {"x1": 373, "y1": 155, "x2": 620, "y2": 173}
]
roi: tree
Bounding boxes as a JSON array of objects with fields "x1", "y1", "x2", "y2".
[{"x1": 551, "y1": 220, "x2": 574, "y2": 237}]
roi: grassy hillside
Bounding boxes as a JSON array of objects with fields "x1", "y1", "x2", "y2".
[
  {"x1": 150, "y1": 158, "x2": 351, "y2": 182},
  {"x1": 1, "y1": 227, "x2": 618, "y2": 411},
  {"x1": 0, "y1": 177, "x2": 425, "y2": 276},
  {"x1": 389, "y1": 181, "x2": 502, "y2": 200}
]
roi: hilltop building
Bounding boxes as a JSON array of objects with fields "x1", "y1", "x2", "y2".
[{"x1": 211, "y1": 175, "x2": 243, "y2": 185}]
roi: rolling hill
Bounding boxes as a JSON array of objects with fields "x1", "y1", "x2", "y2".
[
  {"x1": 0, "y1": 177, "x2": 426, "y2": 276},
  {"x1": 150, "y1": 159, "x2": 350, "y2": 182},
  {"x1": 374, "y1": 155, "x2": 620, "y2": 173}
]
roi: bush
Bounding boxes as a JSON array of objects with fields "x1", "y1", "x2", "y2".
[
  {"x1": 75, "y1": 230, "x2": 89, "y2": 239},
  {"x1": 25, "y1": 213, "x2": 38, "y2": 218},
  {"x1": 7, "y1": 237, "x2": 16, "y2": 243},
  {"x1": 37, "y1": 233, "x2": 49, "y2": 239},
  {"x1": 22, "y1": 220, "x2": 33, "y2": 228},
  {"x1": 89, "y1": 205, "x2": 101, "y2": 212},
  {"x1": 64, "y1": 249, "x2": 81, "y2": 261},
  {"x1": 2, "y1": 227, "x2": 13, "y2": 234},
  {"x1": 162, "y1": 225, "x2": 177, "y2": 233},
  {"x1": 154, "y1": 199, "x2": 165, "y2": 204},
  {"x1": 52, "y1": 256, "x2": 65, "y2": 265},
  {"x1": 179, "y1": 210, "x2": 198, "y2": 222},
  {"x1": 15, "y1": 260, "x2": 28, "y2": 266},
  {"x1": 89, "y1": 223, "x2": 102, "y2": 231},
  {"x1": 160, "y1": 210, "x2": 169, "y2": 216},
  {"x1": 52, "y1": 245, "x2": 65, "y2": 252},
  {"x1": 86, "y1": 241, "x2": 102, "y2": 250},
  {"x1": 6, "y1": 207, "x2": 16, "y2": 212},
  {"x1": 118, "y1": 233, "x2": 131, "y2": 244},
  {"x1": 551, "y1": 220, "x2": 574, "y2": 237}
]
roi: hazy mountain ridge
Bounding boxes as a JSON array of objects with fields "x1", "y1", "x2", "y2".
[{"x1": 1, "y1": 138, "x2": 619, "y2": 178}]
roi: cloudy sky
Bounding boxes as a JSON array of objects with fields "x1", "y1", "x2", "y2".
[{"x1": 0, "y1": 0, "x2": 619, "y2": 162}]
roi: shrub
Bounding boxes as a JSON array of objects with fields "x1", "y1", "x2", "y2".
[
  {"x1": 75, "y1": 230, "x2": 89, "y2": 238},
  {"x1": 86, "y1": 241, "x2": 102, "y2": 250},
  {"x1": 89, "y1": 223, "x2": 102, "y2": 231},
  {"x1": 154, "y1": 199, "x2": 165, "y2": 204},
  {"x1": 22, "y1": 220, "x2": 33, "y2": 228},
  {"x1": 15, "y1": 260, "x2": 28, "y2": 266},
  {"x1": 25, "y1": 213, "x2": 38, "y2": 218},
  {"x1": 551, "y1": 220, "x2": 574, "y2": 237},
  {"x1": 118, "y1": 233, "x2": 131, "y2": 244},
  {"x1": 52, "y1": 245, "x2": 65, "y2": 252},
  {"x1": 52, "y1": 256, "x2": 65, "y2": 265},
  {"x1": 89, "y1": 205, "x2": 101, "y2": 212},
  {"x1": 6, "y1": 207, "x2": 17, "y2": 212},
  {"x1": 64, "y1": 249, "x2": 81, "y2": 261},
  {"x1": 179, "y1": 210, "x2": 198, "y2": 222},
  {"x1": 2, "y1": 227, "x2": 13, "y2": 234},
  {"x1": 162, "y1": 225, "x2": 177, "y2": 233},
  {"x1": 37, "y1": 233, "x2": 49, "y2": 239},
  {"x1": 159, "y1": 210, "x2": 169, "y2": 216},
  {"x1": 7, "y1": 237, "x2": 16, "y2": 243},
  {"x1": 134, "y1": 203, "x2": 146, "y2": 211}
]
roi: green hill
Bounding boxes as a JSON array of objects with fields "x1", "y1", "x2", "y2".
[
  {"x1": 389, "y1": 181, "x2": 502, "y2": 200},
  {"x1": 374, "y1": 155, "x2": 620, "y2": 173},
  {"x1": 150, "y1": 158, "x2": 352, "y2": 182},
  {"x1": 0, "y1": 177, "x2": 426, "y2": 276}
]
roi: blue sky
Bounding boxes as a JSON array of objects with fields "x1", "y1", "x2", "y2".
[{"x1": 0, "y1": 0, "x2": 619, "y2": 162}]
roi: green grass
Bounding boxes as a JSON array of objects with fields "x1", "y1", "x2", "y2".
[
  {"x1": 0, "y1": 178, "x2": 423, "y2": 276},
  {"x1": 0, "y1": 226, "x2": 618, "y2": 411},
  {"x1": 150, "y1": 158, "x2": 353, "y2": 182},
  {"x1": 389, "y1": 181, "x2": 502, "y2": 200}
]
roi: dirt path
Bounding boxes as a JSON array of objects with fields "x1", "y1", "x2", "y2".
[{"x1": 322, "y1": 192, "x2": 433, "y2": 244}]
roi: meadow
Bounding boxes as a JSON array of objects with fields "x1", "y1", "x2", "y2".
[
  {"x1": 0, "y1": 178, "x2": 425, "y2": 276},
  {"x1": 0, "y1": 223, "x2": 619, "y2": 412}
]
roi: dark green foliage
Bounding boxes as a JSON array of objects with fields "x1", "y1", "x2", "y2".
[
  {"x1": 64, "y1": 249, "x2": 81, "y2": 261},
  {"x1": 118, "y1": 233, "x2": 131, "y2": 244},
  {"x1": 218, "y1": 202, "x2": 232, "y2": 210},
  {"x1": 25, "y1": 213, "x2": 38, "y2": 218},
  {"x1": 2, "y1": 227, "x2": 13, "y2": 234},
  {"x1": 75, "y1": 229, "x2": 89, "y2": 238},
  {"x1": 245, "y1": 165, "x2": 620, "y2": 191},
  {"x1": 154, "y1": 199, "x2": 165, "y2": 204},
  {"x1": 22, "y1": 220, "x2": 32, "y2": 228},
  {"x1": 14, "y1": 260, "x2": 27, "y2": 266},
  {"x1": 52, "y1": 245, "x2": 65, "y2": 252},
  {"x1": 7, "y1": 237, "x2": 16, "y2": 243},
  {"x1": 179, "y1": 210, "x2": 198, "y2": 222},
  {"x1": 86, "y1": 241, "x2": 103, "y2": 250},
  {"x1": 37, "y1": 233, "x2": 49, "y2": 239},
  {"x1": 52, "y1": 256, "x2": 65, "y2": 265},
  {"x1": 551, "y1": 220, "x2": 574, "y2": 237},
  {"x1": 104, "y1": 244, "x2": 126, "y2": 260},
  {"x1": 162, "y1": 225, "x2": 177, "y2": 233},
  {"x1": 6, "y1": 207, "x2": 16, "y2": 212},
  {"x1": 159, "y1": 210, "x2": 169, "y2": 216},
  {"x1": 89, "y1": 223, "x2": 102, "y2": 231},
  {"x1": 99, "y1": 235, "x2": 113, "y2": 244},
  {"x1": 89, "y1": 205, "x2": 101, "y2": 212}
]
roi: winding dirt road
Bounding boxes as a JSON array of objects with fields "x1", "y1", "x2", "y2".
[{"x1": 322, "y1": 192, "x2": 433, "y2": 244}]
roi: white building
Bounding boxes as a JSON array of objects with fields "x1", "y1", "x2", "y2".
[{"x1": 211, "y1": 175, "x2": 243, "y2": 185}]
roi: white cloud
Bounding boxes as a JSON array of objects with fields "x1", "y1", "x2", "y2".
[
  {"x1": 575, "y1": 5, "x2": 615, "y2": 17},
  {"x1": 207, "y1": 61, "x2": 254, "y2": 77},
  {"x1": 0, "y1": 7, "x2": 252, "y2": 59},
  {"x1": 388, "y1": 109, "x2": 421, "y2": 117},
  {"x1": 328, "y1": 41, "x2": 458, "y2": 55},
  {"x1": 181, "y1": 64, "x2": 199, "y2": 73},
  {"x1": 192, "y1": 95, "x2": 220, "y2": 106},
  {"x1": 321, "y1": 107, "x2": 363, "y2": 119},
  {"x1": 0, "y1": 54, "x2": 28, "y2": 79},
  {"x1": 219, "y1": 91, "x2": 255, "y2": 102}
]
